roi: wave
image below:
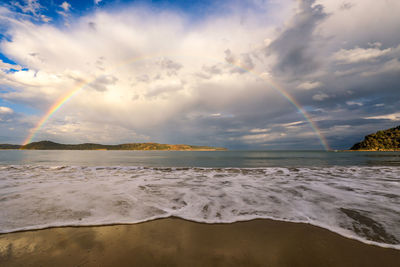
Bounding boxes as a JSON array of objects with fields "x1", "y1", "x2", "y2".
[{"x1": 1, "y1": 165, "x2": 399, "y2": 249}]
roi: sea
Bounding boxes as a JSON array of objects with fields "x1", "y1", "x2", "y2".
[{"x1": 1, "y1": 150, "x2": 399, "y2": 249}]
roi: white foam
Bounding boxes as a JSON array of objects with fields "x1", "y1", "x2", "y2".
[{"x1": 0, "y1": 165, "x2": 399, "y2": 249}]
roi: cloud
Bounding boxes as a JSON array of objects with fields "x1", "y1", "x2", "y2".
[
  {"x1": 159, "y1": 58, "x2": 183, "y2": 76},
  {"x1": 240, "y1": 133, "x2": 271, "y2": 143},
  {"x1": 297, "y1": 81, "x2": 323, "y2": 90},
  {"x1": 360, "y1": 58, "x2": 400, "y2": 77},
  {"x1": 365, "y1": 112, "x2": 400, "y2": 121},
  {"x1": 10, "y1": 0, "x2": 50, "y2": 22},
  {"x1": 0, "y1": 59, "x2": 22, "y2": 70},
  {"x1": 0, "y1": 0, "x2": 399, "y2": 149},
  {"x1": 12, "y1": 0, "x2": 41, "y2": 16},
  {"x1": 333, "y1": 46, "x2": 392, "y2": 64},
  {"x1": 89, "y1": 75, "x2": 118, "y2": 92},
  {"x1": 312, "y1": 93, "x2": 329, "y2": 101},
  {"x1": 346, "y1": 101, "x2": 363, "y2": 106},
  {"x1": 249, "y1": 128, "x2": 269, "y2": 133},
  {"x1": 224, "y1": 49, "x2": 255, "y2": 73},
  {"x1": 267, "y1": 0, "x2": 328, "y2": 77},
  {"x1": 57, "y1": 1, "x2": 72, "y2": 25},
  {"x1": 280, "y1": 121, "x2": 304, "y2": 127},
  {"x1": 238, "y1": 53, "x2": 254, "y2": 70},
  {"x1": 0, "y1": 106, "x2": 13, "y2": 114},
  {"x1": 339, "y1": 2, "x2": 354, "y2": 10},
  {"x1": 40, "y1": 14, "x2": 51, "y2": 22},
  {"x1": 60, "y1": 2, "x2": 71, "y2": 12},
  {"x1": 224, "y1": 49, "x2": 235, "y2": 64},
  {"x1": 145, "y1": 79, "x2": 184, "y2": 98}
]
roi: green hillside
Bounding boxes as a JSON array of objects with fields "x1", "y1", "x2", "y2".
[
  {"x1": 0, "y1": 144, "x2": 21, "y2": 149},
  {"x1": 350, "y1": 125, "x2": 400, "y2": 151},
  {"x1": 17, "y1": 141, "x2": 227, "y2": 151}
]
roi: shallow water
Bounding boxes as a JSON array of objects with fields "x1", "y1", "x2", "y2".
[{"x1": 0, "y1": 150, "x2": 399, "y2": 249}]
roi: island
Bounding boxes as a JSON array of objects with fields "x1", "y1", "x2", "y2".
[
  {"x1": 0, "y1": 141, "x2": 227, "y2": 151},
  {"x1": 350, "y1": 125, "x2": 400, "y2": 151}
]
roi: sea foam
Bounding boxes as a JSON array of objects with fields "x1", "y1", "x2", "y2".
[{"x1": 0, "y1": 165, "x2": 399, "y2": 249}]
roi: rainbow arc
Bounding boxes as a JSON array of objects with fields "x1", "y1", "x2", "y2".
[{"x1": 23, "y1": 55, "x2": 330, "y2": 150}]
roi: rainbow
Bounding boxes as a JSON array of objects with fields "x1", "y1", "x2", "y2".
[
  {"x1": 23, "y1": 80, "x2": 88, "y2": 145},
  {"x1": 23, "y1": 55, "x2": 154, "y2": 146},
  {"x1": 22, "y1": 55, "x2": 330, "y2": 150},
  {"x1": 245, "y1": 70, "x2": 330, "y2": 151}
]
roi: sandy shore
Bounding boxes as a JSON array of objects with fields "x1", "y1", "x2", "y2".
[{"x1": 1, "y1": 218, "x2": 399, "y2": 266}]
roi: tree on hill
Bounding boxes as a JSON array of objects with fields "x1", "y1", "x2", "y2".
[{"x1": 351, "y1": 125, "x2": 400, "y2": 150}]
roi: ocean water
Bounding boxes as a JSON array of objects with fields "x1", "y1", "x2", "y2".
[{"x1": 1, "y1": 150, "x2": 400, "y2": 249}]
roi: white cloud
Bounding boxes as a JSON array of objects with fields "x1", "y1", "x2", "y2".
[
  {"x1": 94, "y1": 0, "x2": 102, "y2": 5},
  {"x1": 60, "y1": 2, "x2": 71, "y2": 12},
  {"x1": 40, "y1": 14, "x2": 51, "y2": 22},
  {"x1": 365, "y1": 113, "x2": 400, "y2": 121},
  {"x1": 0, "y1": 106, "x2": 13, "y2": 114},
  {"x1": 0, "y1": 59, "x2": 22, "y2": 70},
  {"x1": 297, "y1": 81, "x2": 322, "y2": 90},
  {"x1": 281, "y1": 121, "x2": 304, "y2": 127},
  {"x1": 10, "y1": 0, "x2": 49, "y2": 22},
  {"x1": 317, "y1": 0, "x2": 400, "y2": 47},
  {"x1": 312, "y1": 93, "x2": 329, "y2": 101},
  {"x1": 333, "y1": 46, "x2": 391, "y2": 64},
  {"x1": 12, "y1": 0, "x2": 41, "y2": 16},
  {"x1": 346, "y1": 101, "x2": 363, "y2": 106},
  {"x1": 239, "y1": 123, "x2": 315, "y2": 144},
  {"x1": 249, "y1": 128, "x2": 269, "y2": 133},
  {"x1": 241, "y1": 133, "x2": 271, "y2": 143},
  {"x1": 0, "y1": 4, "x2": 286, "y2": 143}
]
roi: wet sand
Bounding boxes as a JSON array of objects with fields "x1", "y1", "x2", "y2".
[{"x1": 0, "y1": 218, "x2": 399, "y2": 266}]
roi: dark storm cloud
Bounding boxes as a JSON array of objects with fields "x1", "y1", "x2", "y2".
[
  {"x1": 257, "y1": 0, "x2": 400, "y2": 149},
  {"x1": 297, "y1": 71, "x2": 400, "y2": 149},
  {"x1": 267, "y1": 0, "x2": 327, "y2": 77},
  {"x1": 145, "y1": 79, "x2": 328, "y2": 150}
]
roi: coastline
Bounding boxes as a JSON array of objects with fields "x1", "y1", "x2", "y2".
[
  {"x1": 0, "y1": 149, "x2": 226, "y2": 151},
  {"x1": 1, "y1": 218, "x2": 399, "y2": 266},
  {"x1": 339, "y1": 150, "x2": 400, "y2": 152}
]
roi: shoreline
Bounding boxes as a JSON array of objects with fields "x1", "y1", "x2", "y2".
[
  {"x1": 1, "y1": 218, "x2": 399, "y2": 266},
  {"x1": 1, "y1": 216, "x2": 399, "y2": 250}
]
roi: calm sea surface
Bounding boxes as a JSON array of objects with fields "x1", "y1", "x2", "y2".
[
  {"x1": 1, "y1": 150, "x2": 400, "y2": 249},
  {"x1": 1, "y1": 150, "x2": 400, "y2": 167}
]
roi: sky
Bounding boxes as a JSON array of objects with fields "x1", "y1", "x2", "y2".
[{"x1": 0, "y1": 0, "x2": 399, "y2": 150}]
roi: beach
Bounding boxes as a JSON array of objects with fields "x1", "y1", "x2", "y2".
[
  {"x1": 1, "y1": 151, "x2": 400, "y2": 266},
  {"x1": 1, "y1": 218, "x2": 399, "y2": 267}
]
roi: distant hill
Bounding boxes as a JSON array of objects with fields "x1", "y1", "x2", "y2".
[
  {"x1": 350, "y1": 125, "x2": 400, "y2": 151},
  {"x1": 11, "y1": 141, "x2": 227, "y2": 151},
  {"x1": 0, "y1": 144, "x2": 21, "y2": 149}
]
